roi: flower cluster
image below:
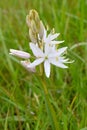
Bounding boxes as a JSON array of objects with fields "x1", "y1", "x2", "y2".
[{"x1": 9, "y1": 10, "x2": 72, "y2": 78}]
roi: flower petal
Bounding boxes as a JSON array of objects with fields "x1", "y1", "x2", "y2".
[
  {"x1": 44, "y1": 60, "x2": 50, "y2": 78},
  {"x1": 48, "y1": 51, "x2": 58, "y2": 58},
  {"x1": 57, "y1": 47, "x2": 67, "y2": 56},
  {"x1": 58, "y1": 57, "x2": 69, "y2": 63},
  {"x1": 45, "y1": 43, "x2": 56, "y2": 56},
  {"x1": 48, "y1": 33, "x2": 60, "y2": 40},
  {"x1": 50, "y1": 59, "x2": 68, "y2": 68},
  {"x1": 9, "y1": 49, "x2": 30, "y2": 59},
  {"x1": 42, "y1": 26, "x2": 47, "y2": 40},
  {"x1": 39, "y1": 21, "x2": 45, "y2": 39},
  {"x1": 28, "y1": 58, "x2": 44, "y2": 68},
  {"x1": 45, "y1": 42, "x2": 50, "y2": 55},
  {"x1": 51, "y1": 40, "x2": 64, "y2": 45},
  {"x1": 30, "y1": 43, "x2": 44, "y2": 57},
  {"x1": 21, "y1": 60, "x2": 35, "y2": 72}
]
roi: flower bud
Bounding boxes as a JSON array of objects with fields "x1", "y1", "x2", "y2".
[
  {"x1": 26, "y1": 15, "x2": 31, "y2": 27},
  {"x1": 9, "y1": 49, "x2": 30, "y2": 59},
  {"x1": 21, "y1": 60, "x2": 36, "y2": 72},
  {"x1": 29, "y1": 28, "x2": 37, "y2": 43},
  {"x1": 29, "y1": 10, "x2": 40, "y2": 26},
  {"x1": 26, "y1": 9, "x2": 40, "y2": 29},
  {"x1": 39, "y1": 21, "x2": 45, "y2": 39},
  {"x1": 26, "y1": 9, "x2": 45, "y2": 44},
  {"x1": 30, "y1": 20, "x2": 38, "y2": 33}
]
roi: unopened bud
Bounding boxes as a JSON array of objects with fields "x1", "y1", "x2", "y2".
[
  {"x1": 29, "y1": 28, "x2": 37, "y2": 43},
  {"x1": 26, "y1": 10, "x2": 40, "y2": 29},
  {"x1": 21, "y1": 60, "x2": 36, "y2": 72},
  {"x1": 39, "y1": 21, "x2": 45, "y2": 39},
  {"x1": 26, "y1": 9, "x2": 45, "y2": 44},
  {"x1": 26, "y1": 15, "x2": 31, "y2": 27},
  {"x1": 30, "y1": 10, "x2": 40, "y2": 24},
  {"x1": 30, "y1": 20, "x2": 38, "y2": 33}
]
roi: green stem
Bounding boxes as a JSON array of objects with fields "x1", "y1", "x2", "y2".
[{"x1": 41, "y1": 78, "x2": 59, "y2": 130}]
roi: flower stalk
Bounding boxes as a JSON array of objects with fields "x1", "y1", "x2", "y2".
[{"x1": 41, "y1": 76, "x2": 59, "y2": 130}]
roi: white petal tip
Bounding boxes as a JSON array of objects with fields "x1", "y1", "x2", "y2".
[
  {"x1": 67, "y1": 60, "x2": 75, "y2": 63},
  {"x1": 46, "y1": 74, "x2": 50, "y2": 78}
]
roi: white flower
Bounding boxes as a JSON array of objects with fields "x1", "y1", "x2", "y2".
[
  {"x1": 28, "y1": 42, "x2": 69, "y2": 78},
  {"x1": 9, "y1": 10, "x2": 72, "y2": 77},
  {"x1": 9, "y1": 49, "x2": 30, "y2": 59},
  {"x1": 42, "y1": 28, "x2": 64, "y2": 46}
]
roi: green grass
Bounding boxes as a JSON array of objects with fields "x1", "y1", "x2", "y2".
[{"x1": 0, "y1": 0, "x2": 87, "y2": 129}]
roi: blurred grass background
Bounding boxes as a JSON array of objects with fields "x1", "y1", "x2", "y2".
[{"x1": 0, "y1": 0, "x2": 87, "y2": 130}]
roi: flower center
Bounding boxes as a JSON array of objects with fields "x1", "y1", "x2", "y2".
[
  {"x1": 45, "y1": 55, "x2": 48, "y2": 60},
  {"x1": 56, "y1": 57, "x2": 58, "y2": 61}
]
